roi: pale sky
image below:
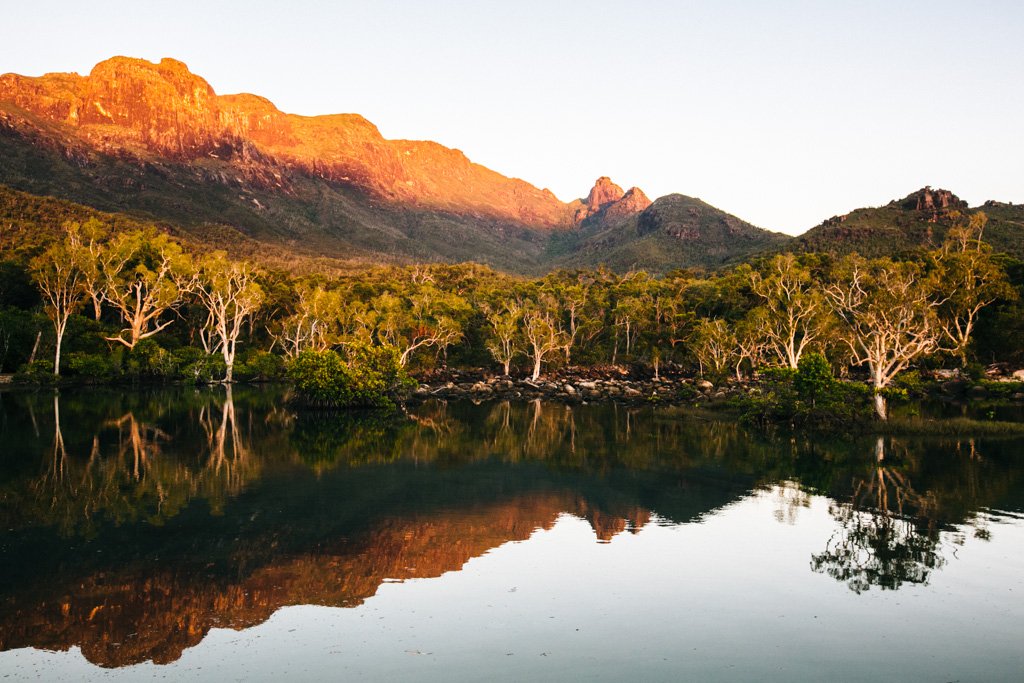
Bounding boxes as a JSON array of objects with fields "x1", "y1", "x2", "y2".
[{"x1": 3, "y1": 0, "x2": 1022, "y2": 234}]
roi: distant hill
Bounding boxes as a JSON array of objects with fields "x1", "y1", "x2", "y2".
[
  {"x1": 0, "y1": 56, "x2": 785, "y2": 274},
  {"x1": 790, "y1": 187, "x2": 1024, "y2": 259},
  {"x1": 551, "y1": 186, "x2": 789, "y2": 272}
]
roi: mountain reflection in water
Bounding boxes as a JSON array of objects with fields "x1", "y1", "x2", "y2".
[{"x1": 0, "y1": 387, "x2": 1022, "y2": 671}]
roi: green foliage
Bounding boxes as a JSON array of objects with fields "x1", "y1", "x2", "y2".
[
  {"x1": 0, "y1": 261, "x2": 40, "y2": 309},
  {"x1": 234, "y1": 350, "x2": 286, "y2": 382},
  {"x1": 171, "y1": 347, "x2": 227, "y2": 384},
  {"x1": 794, "y1": 353, "x2": 834, "y2": 405},
  {"x1": 286, "y1": 345, "x2": 412, "y2": 410},
  {"x1": 65, "y1": 352, "x2": 118, "y2": 382},
  {"x1": 879, "y1": 386, "x2": 910, "y2": 403},
  {"x1": 0, "y1": 307, "x2": 41, "y2": 372},
  {"x1": 892, "y1": 370, "x2": 926, "y2": 397},
  {"x1": 740, "y1": 360, "x2": 872, "y2": 431},
  {"x1": 124, "y1": 340, "x2": 178, "y2": 380},
  {"x1": 2, "y1": 186, "x2": 1024, "y2": 402},
  {"x1": 978, "y1": 380, "x2": 1024, "y2": 398},
  {"x1": 13, "y1": 359, "x2": 58, "y2": 385}
]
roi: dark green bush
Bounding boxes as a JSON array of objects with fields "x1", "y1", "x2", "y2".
[
  {"x1": 65, "y1": 352, "x2": 118, "y2": 382},
  {"x1": 892, "y1": 370, "x2": 926, "y2": 397},
  {"x1": 0, "y1": 308, "x2": 42, "y2": 373},
  {"x1": 235, "y1": 349, "x2": 286, "y2": 382},
  {"x1": 13, "y1": 359, "x2": 57, "y2": 385},
  {"x1": 171, "y1": 347, "x2": 226, "y2": 384},
  {"x1": 286, "y1": 344, "x2": 412, "y2": 409},
  {"x1": 794, "y1": 353, "x2": 833, "y2": 406},
  {"x1": 125, "y1": 339, "x2": 176, "y2": 380},
  {"x1": 739, "y1": 354, "x2": 872, "y2": 431}
]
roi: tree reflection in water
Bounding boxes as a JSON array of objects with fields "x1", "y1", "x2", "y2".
[
  {"x1": 811, "y1": 437, "x2": 956, "y2": 593},
  {"x1": 0, "y1": 389, "x2": 1022, "y2": 667}
]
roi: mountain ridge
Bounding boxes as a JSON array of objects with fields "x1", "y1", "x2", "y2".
[
  {"x1": 792, "y1": 186, "x2": 1024, "y2": 258},
  {"x1": 0, "y1": 55, "x2": 571, "y2": 227},
  {"x1": 2, "y1": 56, "x2": 1020, "y2": 271}
]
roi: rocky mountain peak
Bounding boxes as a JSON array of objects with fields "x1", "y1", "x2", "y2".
[
  {"x1": 572, "y1": 178, "x2": 651, "y2": 224},
  {"x1": 894, "y1": 186, "x2": 967, "y2": 222},
  {"x1": 585, "y1": 176, "x2": 625, "y2": 211},
  {"x1": 606, "y1": 187, "x2": 652, "y2": 219}
]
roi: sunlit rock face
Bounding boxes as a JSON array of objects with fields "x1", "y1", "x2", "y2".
[
  {"x1": 0, "y1": 56, "x2": 571, "y2": 227},
  {"x1": 571, "y1": 177, "x2": 652, "y2": 225},
  {"x1": 896, "y1": 186, "x2": 968, "y2": 222}
]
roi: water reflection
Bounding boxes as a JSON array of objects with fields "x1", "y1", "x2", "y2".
[
  {"x1": 810, "y1": 438, "x2": 945, "y2": 592},
  {"x1": 0, "y1": 388, "x2": 1022, "y2": 669}
]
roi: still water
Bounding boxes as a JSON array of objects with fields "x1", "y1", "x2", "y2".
[{"x1": 0, "y1": 387, "x2": 1022, "y2": 681}]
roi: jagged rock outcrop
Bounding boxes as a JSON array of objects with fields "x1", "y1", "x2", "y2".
[
  {"x1": 572, "y1": 177, "x2": 651, "y2": 225},
  {"x1": 555, "y1": 192, "x2": 788, "y2": 272},
  {"x1": 893, "y1": 186, "x2": 967, "y2": 222},
  {"x1": 791, "y1": 186, "x2": 1024, "y2": 258},
  {"x1": 585, "y1": 176, "x2": 625, "y2": 211},
  {"x1": 605, "y1": 186, "x2": 652, "y2": 220}
]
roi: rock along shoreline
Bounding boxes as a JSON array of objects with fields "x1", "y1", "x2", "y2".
[{"x1": 407, "y1": 367, "x2": 740, "y2": 407}]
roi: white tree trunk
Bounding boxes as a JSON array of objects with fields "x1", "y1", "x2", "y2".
[
  {"x1": 873, "y1": 391, "x2": 888, "y2": 420},
  {"x1": 53, "y1": 328, "x2": 63, "y2": 376}
]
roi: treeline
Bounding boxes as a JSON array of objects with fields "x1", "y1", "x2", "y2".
[{"x1": 2, "y1": 212, "x2": 1023, "y2": 418}]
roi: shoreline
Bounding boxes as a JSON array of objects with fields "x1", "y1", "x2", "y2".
[{"x1": 408, "y1": 367, "x2": 728, "y2": 406}]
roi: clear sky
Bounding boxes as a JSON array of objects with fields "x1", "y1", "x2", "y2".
[{"x1": 3, "y1": 0, "x2": 1022, "y2": 234}]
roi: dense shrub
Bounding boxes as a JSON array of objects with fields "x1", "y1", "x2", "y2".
[
  {"x1": 234, "y1": 349, "x2": 286, "y2": 382},
  {"x1": 124, "y1": 340, "x2": 177, "y2": 380},
  {"x1": 0, "y1": 308, "x2": 43, "y2": 373},
  {"x1": 171, "y1": 347, "x2": 226, "y2": 384},
  {"x1": 65, "y1": 352, "x2": 118, "y2": 382},
  {"x1": 739, "y1": 353, "x2": 872, "y2": 431},
  {"x1": 286, "y1": 345, "x2": 413, "y2": 409},
  {"x1": 13, "y1": 359, "x2": 57, "y2": 384}
]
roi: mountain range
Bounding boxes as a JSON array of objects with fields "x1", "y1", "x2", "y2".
[{"x1": 1, "y1": 56, "x2": 1022, "y2": 272}]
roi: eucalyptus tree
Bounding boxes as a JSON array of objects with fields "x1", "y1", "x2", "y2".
[
  {"x1": 824, "y1": 256, "x2": 940, "y2": 420},
  {"x1": 932, "y1": 212, "x2": 1014, "y2": 362},
  {"x1": 733, "y1": 311, "x2": 770, "y2": 380},
  {"x1": 194, "y1": 253, "x2": 266, "y2": 382},
  {"x1": 610, "y1": 272, "x2": 654, "y2": 364},
  {"x1": 636, "y1": 280, "x2": 684, "y2": 379},
  {"x1": 30, "y1": 235, "x2": 86, "y2": 375},
  {"x1": 522, "y1": 297, "x2": 567, "y2": 381},
  {"x1": 100, "y1": 230, "x2": 195, "y2": 349},
  {"x1": 750, "y1": 253, "x2": 831, "y2": 369},
  {"x1": 540, "y1": 271, "x2": 604, "y2": 364},
  {"x1": 692, "y1": 318, "x2": 737, "y2": 378},
  {"x1": 272, "y1": 284, "x2": 345, "y2": 358},
  {"x1": 372, "y1": 285, "x2": 467, "y2": 367},
  {"x1": 482, "y1": 299, "x2": 523, "y2": 375},
  {"x1": 65, "y1": 219, "x2": 110, "y2": 321}
]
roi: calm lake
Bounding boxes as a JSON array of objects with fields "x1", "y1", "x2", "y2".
[{"x1": 1, "y1": 387, "x2": 1022, "y2": 682}]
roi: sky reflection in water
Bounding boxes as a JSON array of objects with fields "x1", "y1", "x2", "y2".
[{"x1": 0, "y1": 387, "x2": 1022, "y2": 681}]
